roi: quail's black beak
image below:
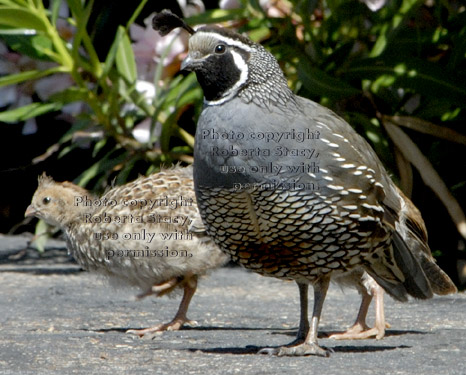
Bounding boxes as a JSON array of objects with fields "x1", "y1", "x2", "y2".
[
  {"x1": 180, "y1": 56, "x2": 194, "y2": 71},
  {"x1": 180, "y1": 51, "x2": 202, "y2": 72}
]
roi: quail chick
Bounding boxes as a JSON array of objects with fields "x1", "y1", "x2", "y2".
[
  {"x1": 151, "y1": 11, "x2": 456, "y2": 356},
  {"x1": 25, "y1": 166, "x2": 228, "y2": 336}
]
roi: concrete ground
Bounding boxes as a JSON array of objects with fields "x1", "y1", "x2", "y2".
[{"x1": 1, "y1": 234, "x2": 465, "y2": 375}]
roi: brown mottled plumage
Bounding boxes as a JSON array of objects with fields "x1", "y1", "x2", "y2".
[
  {"x1": 331, "y1": 186, "x2": 456, "y2": 340},
  {"x1": 25, "y1": 166, "x2": 228, "y2": 336}
]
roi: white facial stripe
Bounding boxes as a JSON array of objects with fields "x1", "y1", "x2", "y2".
[
  {"x1": 205, "y1": 49, "x2": 249, "y2": 106},
  {"x1": 231, "y1": 50, "x2": 249, "y2": 88},
  {"x1": 195, "y1": 31, "x2": 254, "y2": 52}
]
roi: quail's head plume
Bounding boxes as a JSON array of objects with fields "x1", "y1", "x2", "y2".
[
  {"x1": 152, "y1": 11, "x2": 455, "y2": 356},
  {"x1": 26, "y1": 166, "x2": 228, "y2": 336}
]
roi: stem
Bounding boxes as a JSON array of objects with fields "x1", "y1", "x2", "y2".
[{"x1": 35, "y1": 1, "x2": 73, "y2": 69}]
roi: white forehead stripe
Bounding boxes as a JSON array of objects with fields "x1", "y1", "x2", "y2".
[{"x1": 194, "y1": 31, "x2": 254, "y2": 52}]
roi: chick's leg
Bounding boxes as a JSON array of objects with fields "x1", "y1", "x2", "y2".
[
  {"x1": 330, "y1": 283, "x2": 388, "y2": 340},
  {"x1": 259, "y1": 276, "x2": 331, "y2": 357},
  {"x1": 135, "y1": 277, "x2": 181, "y2": 300},
  {"x1": 127, "y1": 275, "x2": 199, "y2": 337}
]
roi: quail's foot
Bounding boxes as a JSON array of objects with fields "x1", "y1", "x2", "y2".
[
  {"x1": 126, "y1": 318, "x2": 199, "y2": 337},
  {"x1": 329, "y1": 321, "x2": 390, "y2": 340},
  {"x1": 330, "y1": 281, "x2": 389, "y2": 340},
  {"x1": 258, "y1": 342, "x2": 331, "y2": 357},
  {"x1": 129, "y1": 276, "x2": 199, "y2": 338}
]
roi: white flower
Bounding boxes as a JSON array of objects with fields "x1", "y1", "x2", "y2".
[
  {"x1": 135, "y1": 80, "x2": 156, "y2": 104},
  {"x1": 361, "y1": 0, "x2": 387, "y2": 12},
  {"x1": 178, "y1": 0, "x2": 205, "y2": 17},
  {"x1": 132, "y1": 117, "x2": 162, "y2": 145},
  {"x1": 219, "y1": 0, "x2": 240, "y2": 9}
]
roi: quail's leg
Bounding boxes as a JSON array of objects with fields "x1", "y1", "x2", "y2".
[
  {"x1": 127, "y1": 275, "x2": 199, "y2": 337},
  {"x1": 282, "y1": 282, "x2": 310, "y2": 346},
  {"x1": 372, "y1": 284, "x2": 389, "y2": 339},
  {"x1": 330, "y1": 283, "x2": 388, "y2": 340},
  {"x1": 259, "y1": 277, "x2": 331, "y2": 357},
  {"x1": 296, "y1": 282, "x2": 310, "y2": 341}
]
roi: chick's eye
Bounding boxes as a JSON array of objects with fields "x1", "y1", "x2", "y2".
[
  {"x1": 43, "y1": 197, "x2": 51, "y2": 205},
  {"x1": 214, "y1": 44, "x2": 226, "y2": 54}
]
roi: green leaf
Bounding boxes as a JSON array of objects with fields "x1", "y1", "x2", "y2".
[
  {"x1": 0, "y1": 66, "x2": 64, "y2": 87},
  {"x1": 50, "y1": 0, "x2": 61, "y2": 26},
  {"x1": 125, "y1": 0, "x2": 149, "y2": 29},
  {"x1": 65, "y1": 0, "x2": 84, "y2": 18},
  {"x1": 92, "y1": 138, "x2": 107, "y2": 158},
  {"x1": 114, "y1": 156, "x2": 139, "y2": 186},
  {"x1": 69, "y1": 0, "x2": 101, "y2": 76},
  {"x1": 0, "y1": 7, "x2": 47, "y2": 32},
  {"x1": 0, "y1": 102, "x2": 62, "y2": 123},
  {"x1": 370, "y1": 0, "x2": 422, "y2": 57},
  {"x1": 344, "y1": 57, "x2": 466, "y2": 106},
  {"x1": 102, "y1": 27, "x2": 124, "y2": 78},
  {"x1": 173, "y1": 74, "x2": 203, "y2": 109},
  {"x1": 0, "y1": 28, "x2": 37, "y2": 35},
  {"x1": 57, "y1": 143, "x2": 77, "y2": 159},
  {"x1": 247, "y1": 26, "x2": 270, "y2": 42},
  {"x1": 76, "y1": 149, "x2": 128, "y2": 187},
  {"x1": 49, "y1": 87, "x2": 90, "y2": 105},
  {"x1": 32, "y1": 219, "x2": 50, "y2": 253},
  {"x1": 115, "y1": 27, "x2": 137, "y2": 83},
  {"x1": 297, "y1": 62, "x2": 360, "y2": 100},
  {"x1": 186, "y1": 9, "x2": 244, "y2": 25},
  {"x1": 2, "y1": 34, "x2": 53, "y2": 60}
]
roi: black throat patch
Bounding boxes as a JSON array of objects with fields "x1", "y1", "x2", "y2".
[{"x1": 195, "y1": 51, "x2": 245, "y2": 102}]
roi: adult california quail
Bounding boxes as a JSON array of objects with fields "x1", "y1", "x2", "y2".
[
  {"x1": 25, "y1": 166, "x2": 228, "y2": 336},
  {"x1": 152, "y1": 11, "x2": 449, "y2": 356}
]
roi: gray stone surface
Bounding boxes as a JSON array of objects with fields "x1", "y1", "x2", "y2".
[{"x1": 1, "y1": 234, "x2": 465, "y2": 375}]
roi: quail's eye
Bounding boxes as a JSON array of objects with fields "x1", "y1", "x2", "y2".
[
  {"x1": 43, "y1": 197, "x2": 51, "y2": 205},
  {"x1": 214, "y1": 44, "x2": 226, "y2": 54}
]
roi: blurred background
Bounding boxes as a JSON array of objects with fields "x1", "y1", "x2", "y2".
[{"x1": 0, "y1": 0, "x2": 465, "y2": 287}]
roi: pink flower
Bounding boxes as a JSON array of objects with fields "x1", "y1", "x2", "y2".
[
  {"x1": 130, "y1": 13, "x2": 188, "y2": 81},
  {"x1": 0, "y1": 42, "x2": 45, "y2": 134}
]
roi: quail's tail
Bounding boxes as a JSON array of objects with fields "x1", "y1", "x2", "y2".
[
  {"x1": 390, "y1": 231, "x2": 434, "y2": 299},
  {"x1": 417, "y1": 250, "x2": 457, "y2": 295},
  {"x1": 398, "y1": 188, "x2": 457, "y2": 295},
  {"x1": 363, "y1": 231, "x2": 433, "y2": 302}
]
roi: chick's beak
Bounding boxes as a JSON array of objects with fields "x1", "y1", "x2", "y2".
[{"x1": 25, "y1": 205, "x2": 37, "y2": 218}]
